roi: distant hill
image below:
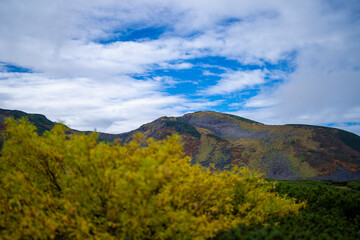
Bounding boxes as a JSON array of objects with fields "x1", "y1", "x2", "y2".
[
  {"x1": 0, "y1": 108, "x2": 55, "y2": 134},
  {"x1": 1, "y1": 108, "x2": 359, "y2": 180},
  {"x1": 0, "y1": 108, "x2": 55, "y2": 148}
]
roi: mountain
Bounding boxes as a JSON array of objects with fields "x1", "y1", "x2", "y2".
[
  {"x1": 0, "y1": 108, "x2": 55, "y2": 134},
  {"x1": 0, "y1": 108, "x2": 55, "y2": 148},
  {"x1": 1, "y1": 108, "x2": 360, "y2": 180},
  {"x1": 110, "y1": 111, "x2": 360, "y2": 180}
]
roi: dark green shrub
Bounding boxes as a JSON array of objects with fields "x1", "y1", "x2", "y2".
[{"x1": 213, "y1": 180, "x2": 360, "y2": 240}]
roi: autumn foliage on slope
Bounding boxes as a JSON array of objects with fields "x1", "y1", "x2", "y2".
[{"x1": 0, "y1": 118, "x2": 303, "y2": 239}]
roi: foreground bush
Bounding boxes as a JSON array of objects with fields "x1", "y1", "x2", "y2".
[{"x1": 0, "y1": 118, "x2": 303, "y2": 239}]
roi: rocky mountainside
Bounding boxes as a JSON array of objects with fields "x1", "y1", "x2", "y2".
[{"x1": 1, "y1": 108, "x2": 359, "y2": 180}]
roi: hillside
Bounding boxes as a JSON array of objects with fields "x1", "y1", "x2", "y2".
[
  {"x1": 112, "y1": 111, "x2": 360, "y2": 180},
  {"x1": 0, "y1": 108, "x2": 55, "y2": 134},
  {"x1": 0, "y1": 108, "x2": 55, "y2": 149},
  {"x1": 1, "y1": 108, "x2": 359, "y2": 180}
]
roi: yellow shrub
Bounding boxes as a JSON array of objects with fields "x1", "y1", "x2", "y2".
[{"x1": 0, "y1": 118, "x2": 304, "y2": 239}]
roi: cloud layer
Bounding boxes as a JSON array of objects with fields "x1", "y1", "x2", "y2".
[{"x1": 0, "y1": 0, "x2": 359, "y2": 134}]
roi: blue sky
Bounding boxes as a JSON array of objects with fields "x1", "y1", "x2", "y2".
[{"x1": 0, "y1": 0, "x2": 360, "y2": 135}]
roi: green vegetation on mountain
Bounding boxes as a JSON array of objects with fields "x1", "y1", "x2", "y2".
[
  {"x1": 0, "y1": 118, "x2": 303, "y2": 239},
  {"x1": 337, "y1": 130, "x2": 360, "y2": 152},
  {"x1": 165, "y1": 118, "x2": 201, "y2": 138}
]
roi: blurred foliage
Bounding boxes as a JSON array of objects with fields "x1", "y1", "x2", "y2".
[
  {"x1": 0, "y1": 118, "x2": 303, "y2": 240},
  {"x1": 213, "y1": 180, "x2": 360, "y2": 240}
]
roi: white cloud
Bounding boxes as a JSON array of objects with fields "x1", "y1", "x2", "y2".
[
  {"x1": 237, "y1": 36, "x2": 360, "y2": 134},
  {"x1": 204, "y1": 69, "x2": 266, "y2": 95},
  {"x1": 244, "y1": 96, "x2": 278, "y2": 108},
  {"x1": 0, "y1": 71, "x2": 221, "y2": 133},
  {"x1": 0, "y1": 0, "x2": 359, "y2": 135},
  {"x1": 0, "y1": 72, "x2": 177, "y2": 131}
]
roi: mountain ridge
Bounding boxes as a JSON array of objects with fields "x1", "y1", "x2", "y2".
[{"x1": 1, "y1": 108, "x2": 359, "y2": 181}]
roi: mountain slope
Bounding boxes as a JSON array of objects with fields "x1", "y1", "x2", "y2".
[
  {"x1": 113, "y1": 111, "x2": 360, "y2": 180},
  {"x1": 0, "y1": 108, "x2": 55, "y2": 134},
  {"x1": 0, "y1": 108, "x2": 56, "y2": 149},
  {"x1": 1, "y1": 108, "x2": 359, "y2": 180}
]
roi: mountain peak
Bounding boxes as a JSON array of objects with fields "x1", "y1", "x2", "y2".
[{"x1": 181, "y1": 111, "x2": 262, "y2": 125}]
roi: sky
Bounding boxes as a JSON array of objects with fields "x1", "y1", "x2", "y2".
[{"x1": 1, "y1": 0, "x2": 360, "y2": 135}]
